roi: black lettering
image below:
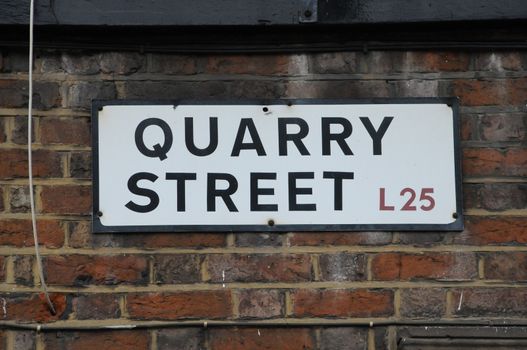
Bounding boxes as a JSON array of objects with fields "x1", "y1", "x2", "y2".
[
  {"x1": 321, "y1": 117, "x2": 353, "y2": 156},
  {"x1": 323, "y1": 171, "x2": 354, "y2": 210},
  {"x1": 278, "y1": 118, "x2": 310, "y2": 156},
  {"x1": 288, "y1": 172, "x2": 316, "y2": 211},
  {"x1": 125, "y1": 172, "x2": 159, "y2": 213},
  {"x1": 359, "y1": 116, "x2": 394, "y2": 155},
  {"x1": 166, "y1": 173, "x2": 197, "y2": 212},
  {"x1": 231, "y1": 118, "x2": 267, "y2": 156},
  {"x1": 207, "y1": 173, "x2": 238, "y2": 212},
  {"x1": 135, "y1": 118, "x2": 173, "y2": 160},
  {"x1": 185, "y1": 117, "x2": 218, "y2": 156},
  {"x1": 250, "y1": 173, "x2": 278, "y2": 211}
]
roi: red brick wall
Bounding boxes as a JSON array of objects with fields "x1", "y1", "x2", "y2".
[{"x1": 0, "y1": 49, "x2": 525, "y2": 349}]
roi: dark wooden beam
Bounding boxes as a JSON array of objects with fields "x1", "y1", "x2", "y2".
[{"x1": 1, "y1": 0, "x2": 527, "y2": 26}]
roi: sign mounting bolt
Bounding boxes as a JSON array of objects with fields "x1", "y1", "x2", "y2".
[
  {"x1": 97, "y1": 211, "x2": 103, "y2": 217},
  {"x1": 268, "y1": 219, "x2": 275, "y2": 227}
]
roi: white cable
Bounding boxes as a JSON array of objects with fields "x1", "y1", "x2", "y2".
[{"x1": 28, "y1": 0, "x2": 56, "y2": 315}]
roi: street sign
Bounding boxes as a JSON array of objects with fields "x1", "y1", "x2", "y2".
[{"x1": 92, "y1": 99, "x2": 463, "y2": 233}]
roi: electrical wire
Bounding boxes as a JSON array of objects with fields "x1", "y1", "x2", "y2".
[{"x1": 28, "y1": 0, "x2": 56, "y2": 315}]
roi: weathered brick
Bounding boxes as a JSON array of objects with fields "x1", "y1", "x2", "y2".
[
  {"x1": 0, "y1": 149, "x2": 63, "y2": 178},
  {"x1": 474, "y1": 52, "x2": 523, "y2": 71},
  {"x1": 400, "y1": 288, "x2": 446, "y2": 318},
  {"x1": 358, "y1": 51, "x2": 405, "y2": 73},
  {"x1": 61, "y1": 53, "x2": 100, "y2": 74},
  {"x1": 100, "y1": 52, "x2": 145, "y2": 74},
  {"x1": 148, "y1": 54, "x2": 198, "y2": 74},
  {"x1": 371, "y1": 253, "x2": 478, "y2": 281},
  {"x1": 205, "y1": 55, "x2": 289, "y2": 75},
  {"x1": 319, "y1": 327, "x2": 368, "y2": 350},
  {"x1": 289, "y1": 232, "x2": 392, "y2": 246},
  {"x1": 0, "y1": 219, "x2": 64, "y2": 248},
  {"x1": 1, "y1": 293, "x2": 67, "y2": 322},
  {"x1": 461, "y1": 114, "x2": 477, "y2": 141},
  {"x1": 9, "y1": 186, "x2": 30, "y2": 213},
  {"x1": 452, "y1": 78, "x2": 527, "y2": 106},
  {"x1": 35, "y1": 53, "x2": 63, "y2": 73},
  {"x1": 157, "y1": 328, "x2": 205, "y2": 350},
  {"x1": 40, "y1": 117, "x2": 91, "y2": 146},
  {"x1": 396, "y1": 232, "x2": 448, "y2": 246},
  {"x1": 292, "y1": 289, "x2": 394, "y2": 318},
  {"x1": 238, "y1": 289, "x2": 284, "y2": 319},
  {"x1": 13, "y1": 255, "x2": 34, "y2": 286},
  {"x1": 120, "y1": 80, "x2": 286, "y2": 100},
  {"x1": 235, "y1": 233, "x2": 284, "y2": 247},
  {"x1": 65, "y1": 82, "x2": 116, "y2": 110},
  {"x1": 463, "y1": 148, "x2": 527, "y2": 177},
  {"x1": 209, "y1": 328, "x2": 314, "y2": 350},
  {"x1": 0, "y1": 80, "x2": 60, "y2": 109},
  {"x1": 479, "y1": 114, "x2": 526, "y2": 142},
  {"x1": 0, "y1": 118, "x2": 5, "y2": 143},
  {"x1": 43, "y1": 331, "x2": 149, "y2": 350},
  {"x1": 0, "y1": 187, "x2": 4, "y2": 212},
  {"x1": 70, "y1": 152, "x2": 91, "y2": 178},
  {"x1": 319, "y1": 253, "x2": 367, "y2": 281},
  {"x1": 73, "y1": 294, "x2": 120, "y2": 320},
  {"x1": 154, "y1": 255, "x2": 202, "y2": 284},
  {"x1": 454, "y1": 217, "x2": 527, "y2": 245},
  {"x1": 391, "y1": 79, "x2": 440, "y2": 98},
  {"x1": 286, "y1": 80, "x2": 391, "y2": 99},
  {"x1": 127, "y1": 291, "x2": 232, "y2": 320},
  {"x1": 2, "y1": 51, "x2": 29, "y2": 72},
  {"x1": 11, "y1": 116, "x2": 35, "y2": 145},
  {"x1": 0, "y1": 257, "x2": 5, "y2": 282},
  {"x1": 40, "y1": 185, "x2": 91, "y2": 214},
  {"x1": 464, "y1": 183, "x2": 527, "y2": 211},
  {"x1": 309, "y1": 52, "x2": 357, "y2": 74},
  {"x1": 452, "y1": 288, "x2": 527, "y2": 317},
  {"x1": 483, "y1": 252, "x2": 527, "y2": 281},
  {"x1": 207, "y1": 254, "x2": 312, "y2": 283},
  {"x1": 44, "y1": 255, "x2": 148, "y2": 286},
  {"x1": 0, "y1": 331, "x2": 4, "y2": 350},
  {"x1": 13, "y1": 331, "x2": 35, "y2": 350},
  {"x1": 407, "y1": 51, "x2": 471, "y2": 72}
]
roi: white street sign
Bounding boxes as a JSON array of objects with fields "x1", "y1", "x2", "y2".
[{"x1": 92, "y1": 99, "x2": 463, "y2": 232}]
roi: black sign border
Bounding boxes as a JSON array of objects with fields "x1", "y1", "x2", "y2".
[{"x1": 92, "y1": 98, "x2": 463, "y2": 233}]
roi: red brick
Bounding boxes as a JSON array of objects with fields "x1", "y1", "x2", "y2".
[
  {"x1": 209, "y1": 328, "x2": 314, "y2": 350},
  {"x1": 0, "y1": 80, "x2": 60, "y2": 109},
  {"x1": 460, "y1": 114, "x2": 477, "y2": 141},
  {"x1": 452, "y1": 288, "x2": 527, "y2": 317},
  {"x1": 483, "y1": 252, "x2": 527, "y2": 281},
  {"x1": 0, "y1": 219, "x2": 64, "y2": 248},
  {"x1": 452, "y1": 78, "x2": 527, "y2": 106},
  {"x1": 454, "y1": 217, "x2": 527, "y2": 245},
  {"x1": 44, "y1": 255, "x2": 148, "y2": 286},
  {"x1": 207, "y1": 254, "x2": 311, "y2": 283},
  {"x1": 43, "y1": 330, "x2": 149, "y2": 350},
  {"x1": 205, "y1": 55, "x2": 289, "y2": 75},
  {"x1": 0, "y1": 118, "x2": 6, "y2": 143},
  {"x1": 123, "y1": 233, "x2": 227, "y2": 249},
  {"x1": 371, "y1": 253, "x2": 477, "y2": 281},
  {"x1": 463, "y1": 148, "x2": 527, "y2": 177},
  {"x1": 0, "y1": 149, "x2": 62, "y2": 178},
  {"x1": 127, "y1": 291, "x2": 232, "y2": 320},
  {"x1": 1, "y1": 293, "x2": 67, "y2": 322},
  {"x1": 73, "y1": 294, "x2": 121, "y2": 320},
  {"x1": 289, "y1": 232, "x2": 392, "y2": 246},
  {"x1": 40, "y1": 185, "x2": 91, "y2": 214},
  {"x1": 292, "y1": 289, "x2": 394, "y2": 318},
  {"x1": 238, "y1": 289, "x2": 284, "y2": 319},
  {"x1": 40, "y1": 117, "x2": 91, "y2": 146}
]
